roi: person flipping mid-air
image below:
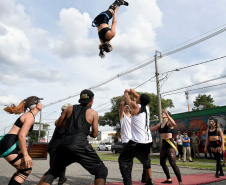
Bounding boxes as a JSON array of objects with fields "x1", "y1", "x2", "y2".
[{"x1": 92, "y1": 0, "x2": 129, "y2": 58}]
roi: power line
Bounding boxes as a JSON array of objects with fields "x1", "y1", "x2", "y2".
[
  {"x1": 161, "y1": 27, "x2": 226, "y2": 58},
  {"x1": 96, "y1": 75, "x2": 156, "y2": 112},
  {"x1": 162, "y1": 75, "x2": 226, "y2": 94},
  {"x1": 162, "y1": 24, "x2": 226, "y2": 53},
  {"x1": 161, "y1": 55, "x2": 226, "y2": 75},
  {"x1": 162, "y1": 82, "x2": 226, "y2": 97},
  {"x1": 43, "y1": 26, "x2": 226, "y2": 108}
]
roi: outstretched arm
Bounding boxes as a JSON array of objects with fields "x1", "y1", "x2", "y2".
[
  {"x1": 55, "y1": 106, "x2": 72, "y2": 127},
  {"x1": 150, "y1": 123, "x2": 160, "y2": 132},
  {"x1": 119, "y1": 97, "x2": 125, "y2": 120},
  {"x1": 164, "y1": 109, "x2": 176, "y2": 127},
  {"x1": 130, "y1": 89, "x2": 140, "y2": 99},
  {"x1": 106, "y1": 7, "x2": 118, "y2": 40}
]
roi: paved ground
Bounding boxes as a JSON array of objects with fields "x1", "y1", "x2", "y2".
[{"x1": 1, "y1": 156, "x2": 225, "y2": 185}]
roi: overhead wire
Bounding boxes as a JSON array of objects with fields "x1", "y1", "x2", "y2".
[
  {"x1": 161, "y1": 55, "x2": 226, "y2": 75},
  {"x1": 161, "y1": 23, "x2": 226, "y2": 53},
  {"x1": 162, "y1": 75, "x2": 226, "y2": 95},
  {"x1": 40, "y1": 26, "x2": 226, "y2": 108},
  {"x1": 162, "y1": 82, "x2": 226, "y2": 97}
]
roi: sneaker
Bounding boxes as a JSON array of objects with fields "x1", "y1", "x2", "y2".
[
  {"x1": 189, "y1": 160, "x2": 193, "y2": 162},
  {"x1": 215, "y1": 174, "x2": 220, "y2": 178},
  {"x1": 145, "y1": 179, "x2": 155, "y2": 185},
  {"x1": 141, "y1": 179, "x2": 147, "y2": 183},
  {"x1": 161, "y1": 180, "x2": 172, "y2": 184},
  {"x1": 219, "y1": 173, "x2": 224, "y2": 176},
  {"x1": 121, "y1": 0, "x2": 129, "y2": 6},
  {"x1": 58, "y1": 177, "x2": 67, "y2": 185}
]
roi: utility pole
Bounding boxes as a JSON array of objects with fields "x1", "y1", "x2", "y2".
[
  {"x1": 155, "y1": 51, "x2": 162, "y2": 123},
  {"x1": 185, "y1": 91, "x2": 190, "y2": 112},
  {"x1": 38, "y1": 110, "x2": 42, "y2": 142}
]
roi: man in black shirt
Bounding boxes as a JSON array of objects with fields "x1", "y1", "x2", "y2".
[
  {"x1": 47, "y1": 103, "x2": 71, "y2": 185},
  {"x1": 38, "y1": 90, "x2": 108, "y2": 185}
]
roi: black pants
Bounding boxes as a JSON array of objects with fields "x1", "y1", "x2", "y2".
[
  {"x1": 44, "y1": 144, "x2": 106, "y2": 184},
  {"x1": 47, "y1": 136, "x2": 66, "y2": 182},
  {"x1": 160, "y1": 139, "x2": 182, "y2": 182},
  {"x1": 118, "y1": 140, "x2": 152, "y2": 185}
]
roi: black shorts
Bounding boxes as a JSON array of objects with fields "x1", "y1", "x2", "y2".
[
  {"x1": 49, "y1": 144, "x2": 104, "y2": 177},
  {"x1": 210, "y1": 140, "x2": 221, "y2": 148},
  {"x1": 92, "y1": 10, "x2": 112, "y2": 27},
  {"x1": 0, "y1": 134, "x2": 20, "y2": 157}
]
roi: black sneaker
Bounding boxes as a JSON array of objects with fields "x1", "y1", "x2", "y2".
[
  {"x1": 215, "y1": 174, "x2": 220, "y2": 178},
  {"x1": 145, "y1": 179, "x2": 155, "y2": 185},
  {"x1": 58, "y1": 177, "x2": 67, "y2": 185},
  {"x1": 161, "y1": 180, "x2": 173, "y2": 184},
  {"x1": 219, "y1": 173, "x2": 224, "y2": 176},
  {"x1": 189, "y1": 160, "x2": 193, "y2": 162},
  {"x1": 141, "y1": 179, "x2": 147, "y2": 183}
]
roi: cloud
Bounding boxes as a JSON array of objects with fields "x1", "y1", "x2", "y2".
[{"x1": 52, "y1": 8, "x2": 96, "y2": 58}]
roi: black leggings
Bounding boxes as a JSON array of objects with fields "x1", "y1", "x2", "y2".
[
  {"x1": 160, "y1": 140, "x2": 182, "y2": 182},
  {"x1": 119, "y1": 141, "x2": 151, "y2": 185},
  {"x1": 213, "y1": 152, "x2": 223, "y2": 175}
]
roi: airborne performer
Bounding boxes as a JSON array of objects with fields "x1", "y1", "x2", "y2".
[
  {"x1": 0, "y1": 96, "x2": 43, "y2": 185},
  {"x1": 92, "y1": 0, "x2": 129, "y2": 58}
]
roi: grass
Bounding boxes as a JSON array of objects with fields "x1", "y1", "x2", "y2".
[
  {"x1": 91, "y1": 144, "x2": 98, "y2": 149},
  {"x1": 97, "y1": 153, "x2": 226, "y2": 170}
]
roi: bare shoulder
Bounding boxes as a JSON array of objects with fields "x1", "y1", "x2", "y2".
[
  {"x1": 87, "y1": 108, "x2": 98, "y2": 117},
  {"x1": 20, "y1": 112, "x2": 34, "y2": 122}
]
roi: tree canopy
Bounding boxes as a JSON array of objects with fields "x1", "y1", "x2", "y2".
[
  {"x1": 27, "y1": 122, "x2": 49, "y2": 143},
  {"x1": 99, "y1": 92, "x2": 174, "y2": 127},
  {"x1": 192, "y1": 94, "x2": 217, "y2": 111}
]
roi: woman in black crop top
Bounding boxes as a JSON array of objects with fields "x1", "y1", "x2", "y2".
[
  {"x1": 92, "y1": 0, "x2": 129, "y2": 58},
  {"x1": 0, "y1": 96, "x2": 43, "y2": 185},
  {"x1": 205, "y1": 117, "x2": 224, "y2": 178},
  {"x1": 150, "y1": 109, "x2": 183, "y2": 184}
]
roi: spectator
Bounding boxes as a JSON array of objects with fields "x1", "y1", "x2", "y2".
[
  {"x1": 223, "y1": 130, "x2": 226, "y2": 167},
  {"x1": 182, "y1": 132, "x2": 193, "y2": 162},
  {"x1": 190, "y1": 132, "x2": 200, "y2": 158},
  {"x1": 176, "y1": 131, "x2": 183, "y2": 161}
]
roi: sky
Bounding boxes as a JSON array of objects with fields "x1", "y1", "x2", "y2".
[{"x1": 0, "y1": 0, "x2": 226, "y2": 135}]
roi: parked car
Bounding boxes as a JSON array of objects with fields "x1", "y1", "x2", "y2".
[
  {"x1": 111, "y1": 142, "x2": 123, "y2": 154},
  {"x1": 97, "y1": 142, "x2": 112, "y2": 151}
]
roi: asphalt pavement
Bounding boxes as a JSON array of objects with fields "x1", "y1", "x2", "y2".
[{"x1": 1, "y1": 153, "x2": 225, "y2": 185}]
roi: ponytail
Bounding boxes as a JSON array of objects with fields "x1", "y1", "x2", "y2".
[
  {"x1": 4, "y1": 96, "x2": 38, "y2": 115},
  {"x1": 4, "y1": 100, "x2": 25, "y2": 114}
]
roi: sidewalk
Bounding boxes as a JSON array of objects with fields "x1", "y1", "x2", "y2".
[{"x1": 0, "y1": 158, "x2": 225, "y2": 185}]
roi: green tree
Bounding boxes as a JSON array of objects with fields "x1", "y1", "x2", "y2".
[
  {"x1": 192, "y1": 94, "x2": 217, "y2": 111},
  {"x1": 99, "y1": 92, "x2": 174, "y2": 127},
  {"x1": 27, "y1": 122, "x2": 49, "y2": 143}
]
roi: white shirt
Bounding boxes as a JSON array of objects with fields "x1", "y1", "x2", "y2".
[
  {"x1": 131, "y1": 105, "x2": 152, "y2": 144},
  {"x1": 120, "y1": 114, "x2": 132, "y2": 143},
  {"x1": 176, "y1": 135, "x2": 183, "y2": 145}
]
